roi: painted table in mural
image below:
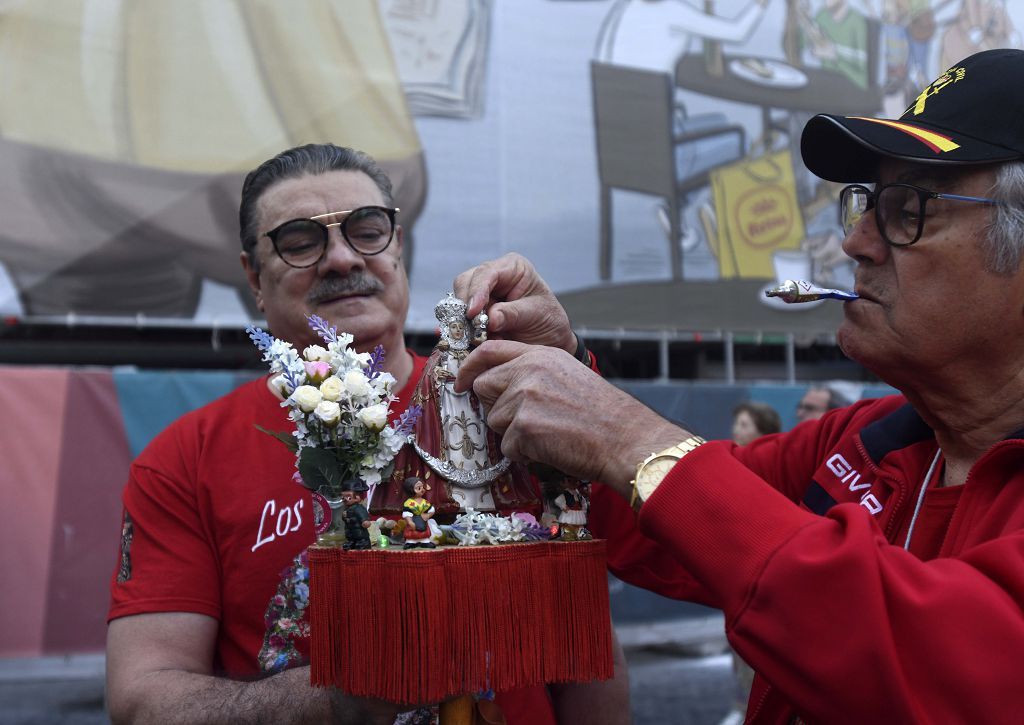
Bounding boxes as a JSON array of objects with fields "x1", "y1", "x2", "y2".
[{"x1": 675, "y1": 54, "x2": 884, "y2": 135}]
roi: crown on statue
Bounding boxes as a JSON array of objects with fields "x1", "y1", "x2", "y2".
[{"x1": 434, "y1": 292, "x2": 468, "y2": 326}]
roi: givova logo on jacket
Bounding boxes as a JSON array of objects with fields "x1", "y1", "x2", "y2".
[
  {"x1": 801, "y1": 444, "x2": 891, "y2": 519},
  {"x1": 825, "y1": 453, "x2": 882, "y2": 515}
]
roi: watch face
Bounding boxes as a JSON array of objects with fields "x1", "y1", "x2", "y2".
[{"x1": 637, "y1": 455, "x2": 681, "y2": 500}]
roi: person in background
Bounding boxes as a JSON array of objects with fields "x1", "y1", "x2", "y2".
[
  {"x1": 795, "y1": 384, "x2": 852, "y2": 423},
  {"x1": 721, "y1": 400, "x2": 781, "y2": 725},
  {"x1": 731, "y1": 401, "x2": 782, "y2": 446}
]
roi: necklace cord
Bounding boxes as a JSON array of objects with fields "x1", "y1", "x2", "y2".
[{"x1": 903, "y1": 448, "x2": 942, "y2": 551}]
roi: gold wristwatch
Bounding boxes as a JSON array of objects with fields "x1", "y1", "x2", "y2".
[{"x1": 630, "y1": 436, "x2": 706, "y2": 511}]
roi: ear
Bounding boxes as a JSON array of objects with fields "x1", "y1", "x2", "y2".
[{"x1": 240, "y1": 251, "x2": 265, "y2": 312}]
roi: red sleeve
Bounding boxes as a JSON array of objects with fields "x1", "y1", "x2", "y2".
[
  {"x1": 108, "y1": 450, "x2": 221, "y2": 622},
  {"x1": 586, "y1": 397, "x2": 870, "y2": 604},
  {"x1": 637, "y1": 433, "x2": 1024, "y2": 722},
  {"x1": 588, "y1": 484, "x2": 709, "y2": 604}
]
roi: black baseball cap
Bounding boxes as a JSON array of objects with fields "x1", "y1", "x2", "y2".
[{"x1": 801, "y1": 48, "x2": 1024, "y2": 183}]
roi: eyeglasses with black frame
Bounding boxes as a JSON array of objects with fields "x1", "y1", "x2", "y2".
[
  {"x1": 839, "y1": 183, "x2": 999, "y2": 247},
  {"x1": 264, "y1": 206, "x2": 400, "y2": 268}
]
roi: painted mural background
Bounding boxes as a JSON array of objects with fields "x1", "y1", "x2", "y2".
[{"x1": 0, "y1": 0, "x2": 1017, "y2": 333}]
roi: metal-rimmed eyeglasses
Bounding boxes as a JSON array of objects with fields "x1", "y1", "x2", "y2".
[
  {"x1": 839, "y1": 183, "x2": 998, "y2": 247},
  {"x1": 264, "y1": 206, "x2": 399, "y2": 268}
]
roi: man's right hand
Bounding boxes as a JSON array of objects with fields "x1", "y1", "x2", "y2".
[
  {"x1": 453, "y1": 253, "x2": 577, "y2": 355},
  {"x1": 106, "y1": 611, "x2": 416, "y2": 724}
]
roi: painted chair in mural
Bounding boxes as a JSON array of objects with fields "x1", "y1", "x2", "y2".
[{"x1": 591, "y1": 60, "x2": 745, "y2": 281}]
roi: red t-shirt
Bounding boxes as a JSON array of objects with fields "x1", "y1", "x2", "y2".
[{"x1": 108, "y1": 351, "x2": 555, "y2": 722}]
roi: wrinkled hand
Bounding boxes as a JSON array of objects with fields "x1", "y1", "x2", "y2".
[
  {"x1": 453, "y1": 253, "x2": 576, "y2": 354},
  {"x1": 456, "y1": 340, "x2": 685, "y2": 493}
]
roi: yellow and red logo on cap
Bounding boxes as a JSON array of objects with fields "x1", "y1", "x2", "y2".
[
  {"x1": 904, "y1": 66, "x2": 967, "y2": 116},
  {"x1": 849, "y1": 117, "x2": 960, "y2": 154}
]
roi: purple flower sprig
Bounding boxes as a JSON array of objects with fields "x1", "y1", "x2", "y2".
[
  {"x1": 246, "y1": 325, "x2": 275, "y2": 352},
  {"x1": 393, "y1": 404, "x2": 422, "y2": 438},
  {"x1": 516, "y1": 520, "x2": 553, "y2": 542},
  {"x1": 279, "y1": 365, "x2": 304, "y2": 394},
  {"x1": 307, "y1": 314, "x2": 338, "y2": 344},
  {"x1": 366, "y1": 345, "x2": 386, "y2": 380}
]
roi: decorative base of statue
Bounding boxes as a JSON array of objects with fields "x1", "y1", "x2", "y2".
[
  {"x1": 304, "y1": 297, "x2": 610, "y2": 716},
  {"x1": 308, "y1": 540, "x2": 614, "y2": 704}
]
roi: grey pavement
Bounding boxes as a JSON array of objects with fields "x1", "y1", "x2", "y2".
[
  {"x1": 0, "y1": 615, "x2": 733, "y2": 724},
  {"x1": 0, "y1": 655, "x2": 107, "y2": 725}
]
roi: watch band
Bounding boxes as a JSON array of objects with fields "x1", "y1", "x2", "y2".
[
  {"x1": 572, "y1": 332, "x2": 590, "y2": 365},
  {"x1": 629, "y1": 436, "x2": 706, "y2": 510}
]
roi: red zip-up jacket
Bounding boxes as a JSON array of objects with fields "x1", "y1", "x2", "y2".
[{"x1": 591, "y1": 395, "x2": 1024, "y2": 724}]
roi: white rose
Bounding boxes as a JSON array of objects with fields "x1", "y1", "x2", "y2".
[
  {"x1": 343, "y1": 370, "x2": 371, "y2": 398},
  {"x1": 357, "y1": 403, "x2": 388, "y2": 431},
  {"x1": 291, "y1": 385, "x2": 323, "y2": 413},
  {"x1": 314, "y1": 400, "x2": 341, "y2": 426},
  {"x1": 319, "y1": 376, "x2": 343, "y2": 402},
  {"x1": 303, "y1": 344, "x2": 330, "y2": 362}
]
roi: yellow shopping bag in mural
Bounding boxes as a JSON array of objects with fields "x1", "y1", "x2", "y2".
[{"x1": 709, "y1": 149, "x2": 805, "y2": 279}]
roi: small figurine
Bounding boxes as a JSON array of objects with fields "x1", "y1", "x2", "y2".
[
  {"x1": 406, "y1": 292, "x2": 540, "y2": 515},
  {"x1": 402, "y1": 476, "x2": 440, "y2": 549},
  {"x1": 552, "y1": 475, "x2": 592, "y2": 542},
  {"x1": 340, "y1": 480, "x2": 372, "y2": 550},
  {"x1": 471, "y1": 310, "x2": 489, "y2": 345}
]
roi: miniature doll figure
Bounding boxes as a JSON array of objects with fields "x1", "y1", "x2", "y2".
[
  {"x1": 471, "y1": 310, "x2": 488, "y2": 345},
  {"x1": 402, "y1": 476, "x2": 440, "y2": 549},
  {"x1": 340, "y1": 480, "x2": 373, "y2": 550},
  {"x1": 552, "y1": 476, "x2": 592, "y2": 542}
]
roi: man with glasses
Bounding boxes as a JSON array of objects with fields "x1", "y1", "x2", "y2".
[
  {"x1": 105, "y1": 144, "x2": 627, "y2": 724},
  {"x1": 452, "y1": 48, "x2": 1024, "y2": 722},
  {"x1": 795, "y1": 385, "x2": 851, "y2": 424}
]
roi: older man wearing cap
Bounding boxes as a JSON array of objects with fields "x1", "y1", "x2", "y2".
[{"x1": 452, "y1": 48, "x2": 1024, "y2": 722}]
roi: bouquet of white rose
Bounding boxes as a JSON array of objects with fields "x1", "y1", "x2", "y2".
[{"x1": 247, "y1": 315, "x2": 419, "y2": 542}]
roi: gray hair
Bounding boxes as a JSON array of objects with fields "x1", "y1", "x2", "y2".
[
  {"x1": 984, "y1": 160, "x2": 1024, "y2": 274},
  {"x1": 238, "y1": 143, "x2": 394, "y2": 269}
]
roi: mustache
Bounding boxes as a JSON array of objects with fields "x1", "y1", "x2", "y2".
[{"x1": 306, "y1": 272, "x2": 384, "y2": 304}]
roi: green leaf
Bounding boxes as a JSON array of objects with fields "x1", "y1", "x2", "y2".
[
  {"x1": 255, "y1": 424, "x2": 299, "y2": 454},
  {"x1": 298, "y1": 447, "x2": 347, "y2": 493}
]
